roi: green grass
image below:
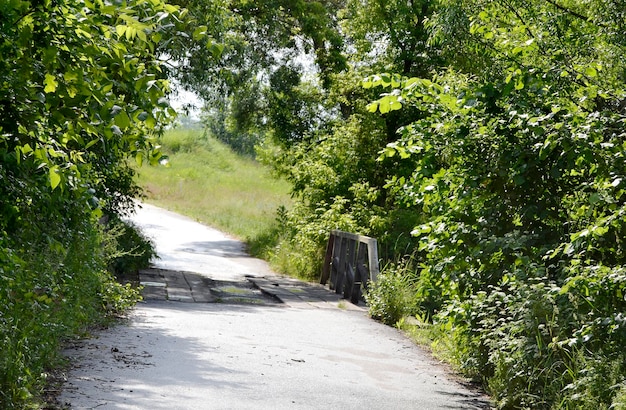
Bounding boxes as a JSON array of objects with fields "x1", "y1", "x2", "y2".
[
  {"x1": 135, "y1": 127, "x2": 293, "y2": 257},
  {"x1": 396, "y1": 317, "x2": 459, "y2": 366}
]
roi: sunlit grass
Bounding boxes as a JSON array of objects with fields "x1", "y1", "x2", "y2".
[
  {"x1": 134, "y1": 127, "x2": 292, "y2": 255},
  {"x1": 396, "y1": 317, "x2": 459, "y2": 366}
]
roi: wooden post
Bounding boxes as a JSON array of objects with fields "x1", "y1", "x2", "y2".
[
  {"x1": 320, "y1": 232, "x2": 335, "y2": 285},
  {"x1": 343, "y1": 238, "x2": 357, "y2": 300},
  {"x1": 334, "y1": 236, "x2": 348, "y2": 294}
]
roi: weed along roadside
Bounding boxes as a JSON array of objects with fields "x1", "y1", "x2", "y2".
[{"x1": 57, "y1": 203, "x2": 492, "y2": 409}]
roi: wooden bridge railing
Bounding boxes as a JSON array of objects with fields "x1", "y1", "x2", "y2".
[{"x1": 320, "y1": 230, "x2": 379, "y2": 305}]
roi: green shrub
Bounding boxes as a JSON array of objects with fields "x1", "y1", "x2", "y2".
[
  {"x1": 0, "y1": 164, "x2": 146, "y2": 408},
  {"x1": 366, "y1": 258, "x2": 422, "y2": 326},
  {"x1": 434, "y1": 267, "x2": 626, "y2": 409},
  {"x1": 107, "y1": 216, "x2": 157, "y2": 279},
  {"x1": 0, "y1": 216, "x2": 145, "y2": 408}
]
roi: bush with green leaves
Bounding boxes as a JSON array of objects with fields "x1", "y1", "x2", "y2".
[
  {"x1": 363, "y1": 0, "x2": 626, "y2": 407},
  {"x1": 107, "y1": 216, "x2": 157, "y2": 279},
  {"x1": 0, "y1": 160, "x2": 145, "y2": 408},
  {"x1": 0, "y1": 0, "x2": 198, "y2": 406}
]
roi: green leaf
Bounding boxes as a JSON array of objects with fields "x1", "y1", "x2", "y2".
[
  {"x1": 49, "y1": 166, "x2": 61, "y2": 189},
  {"x1": 209, "y1": 42, "x2": 225, "y2": 58},
  {"x1": 379, "y1": 101, "x2": 390, "y2": 114},
  {"x1": 193, "y1": 26, "x2": 207, "y2": 41},
  {"x1": 366, "y1": 102, "x2": 378, "y2": 113},
  {"x1": 136, "y1": 29, "x2": 147, "y2": 42},
  {"x1": 584, "y1": 67, "x2": 597, "y2": 78},
  {"x1": 125, "y1": 26, "x2": 135, "y2": 40},
  {"x1": 591, "y1": 225, "x2": 609, "y2": 237},
  {"x1": 114, "y1": 110, "x2": 131, "y2": 128},
  {"x1": 20, "y1": 143, "x2": 33, "y2": 155},
  {"x1": 44, "y1": 73, "x2": 58, "y2": 93},
  {"x1": 589, "y1": 193, "x2": 602, "y2": 204},
  {"x1": 85, "y1": 138, "x2": 100, "y2": 149},
  {"x1": 145, "y1": 116, "x2": 156, "y2": 129}
]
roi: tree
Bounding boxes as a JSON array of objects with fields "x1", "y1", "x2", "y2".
[
  {"x1": 0, "y1": 0, "x2": 200, "y2": 405},
  {"x1": 175, "y1": 0, "x2": 346, "y2": 148},
  {"x1": 1, "y1": 0, "x2": 196, "y2": 204}
]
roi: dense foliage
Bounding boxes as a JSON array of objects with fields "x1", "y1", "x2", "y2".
[
  {"x1": 363, "y1": 1, "x2": 626, "y2": 407},
  {"x1": 0, "y1": 0, "x2": 195, "y2": 406},
  {"x1": 176, "y1": 0, "x2": 626, "y2": 408}
]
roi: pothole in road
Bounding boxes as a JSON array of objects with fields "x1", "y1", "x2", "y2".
[
  {"x1": 208, "y1": 280, "x2": 280, "y2": 305},
  {"x1": 212, "y1": 285, "x2": 255, "y2": 295}
]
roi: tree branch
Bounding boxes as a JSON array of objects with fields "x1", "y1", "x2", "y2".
[
  {"x1": 543, "y1": 0, "x2": 589, "y2": 22},
  {"x1": 543, "y1": 0, "x2": 608, "y2": 28}
]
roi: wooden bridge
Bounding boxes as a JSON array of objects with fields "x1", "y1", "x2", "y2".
[{"x1": 320, "y1": 230, "x2": 379, "y2": 305}]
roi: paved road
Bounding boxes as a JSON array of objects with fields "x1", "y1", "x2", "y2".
[{"x1": 58, "y1": 203, "x2": 491, "y2": 409}]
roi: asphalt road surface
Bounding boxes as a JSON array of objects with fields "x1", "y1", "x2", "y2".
[{"x1": 57, "y1": 203, "x2": 491, "y2": 409}]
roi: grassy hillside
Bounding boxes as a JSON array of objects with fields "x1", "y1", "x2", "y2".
[{"x1": 134, "y1": 127, "x2": 293, "y2": 257}]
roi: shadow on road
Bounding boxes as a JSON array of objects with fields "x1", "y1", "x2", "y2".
[
  {"x1": 177, "y1": 240, "x2": 249, "y2": 258},
  {"x1": 61, "y1": 300, "x2": 493, "y2": 409}
]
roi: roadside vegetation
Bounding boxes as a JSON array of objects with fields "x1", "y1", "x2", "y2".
[{"x1": 0, "y1": 1, "x2": 202, "y2": 407}]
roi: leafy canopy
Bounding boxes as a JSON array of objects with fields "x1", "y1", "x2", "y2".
[{"x1": 0, "y1": 0, "x2": 194, "y2": 212}]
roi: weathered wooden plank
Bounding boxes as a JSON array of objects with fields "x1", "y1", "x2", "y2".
[
  {"x1": 320, "y1": 233, "x2": 335, "y2": 285},
  {"x1": 330, "y1": 229, "x2": 377, "y2": 248},
  {"x1": 321, "y1": 230, "x2": 380, "y2": 305},
  {"x1": 335, "y1": 236, "x2": 348, "y2": 294},
  {"x1": 344, "y1": 263, "x2": 355, "y2": 300}
]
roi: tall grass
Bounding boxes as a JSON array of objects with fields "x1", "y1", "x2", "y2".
[{"x1": 134, "y1": 127, "x2": 293, "y2": 258}]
